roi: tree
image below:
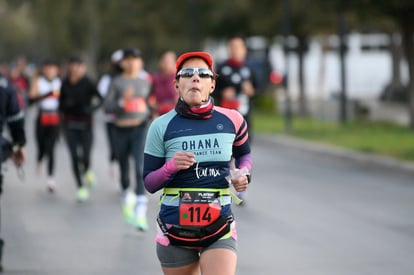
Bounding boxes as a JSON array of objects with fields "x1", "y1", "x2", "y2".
[
  {"x1": 357, "y1": 0, "x2": 414, "y2": 129},
  {"x1": 3, "y1": 0, "x2": 413, "y2": 129},
  {"x1": 0, "y1": 1, "x2": 35, "y2": 60}
]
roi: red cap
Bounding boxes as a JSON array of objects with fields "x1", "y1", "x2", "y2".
[{"x1": 176, "y1": 52, "x2": 214, "y2": 72}]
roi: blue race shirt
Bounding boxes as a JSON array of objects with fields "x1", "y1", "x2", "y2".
[{"x1": 144, "y1": 106, "x2": 250, "y2": 224}]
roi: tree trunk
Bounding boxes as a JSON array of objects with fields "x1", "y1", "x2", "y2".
[
  {"x1": 400, "y1": 17, "x2": 414, "y2": 129},
  {"x1": 87, "y1": 0, "x2": 99, "y2": 79},
  {"x1": 383, "y1": 32, "x2": 403, "y2": 101},
  {"x1": 338, "y1": 12, "x2": 348, "y2": 124},
  {"x1": 297, "y1": 35, "x2": 308, "y2": 117}
]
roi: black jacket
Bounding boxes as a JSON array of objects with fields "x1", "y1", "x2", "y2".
[
  {"x1": 0, "y1": 73, "x2": 26, "y2": 154},
  {"x1": 59, "y1": 76, "x2": 103, "y2": 123}
]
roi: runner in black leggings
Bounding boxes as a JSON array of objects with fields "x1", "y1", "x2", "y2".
[
  {"x1": 103, "y1": 48, "x2": 152, "y2": 231},
  {"x1": 29, "y1": 60, "x2": 61, "y2": 192},
  {"x1": 97, "y1": 49, "x2": 123, "y2": 175},
  {"x1": 64, "y1": 125, "x2": 93, "y2": 190},
  {"x1": 35, "y1": 115, "x2": 59, "y2": 188},
  {"x1": 59, "y1": 56, "x2": 102, "y2": 202}
]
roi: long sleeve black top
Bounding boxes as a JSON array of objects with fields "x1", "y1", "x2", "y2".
[
  {"x1": 0, "y1": 73, "x2": 26, "y2": 148},
  {"x1": 59, "y1": 76, "x2": 103, "y2": 123}
]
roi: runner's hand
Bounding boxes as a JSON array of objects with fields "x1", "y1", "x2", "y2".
[
  {"x1": 173, "y1": 151, "x2": 196, "y2": 170},
  {"x1": 231, "y1": 176, "x2": 248, "y2": 192},
  {"x1": 230, "y1": 168, "x2": 249, "y2": 192}
]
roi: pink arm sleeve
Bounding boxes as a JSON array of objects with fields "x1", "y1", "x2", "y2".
[
  {"x1": 144, "y1": 158, "x2": 180, "y2": 193},
  {"x1": 237, "y1": 153, "x2": 252, "y2": 172}
]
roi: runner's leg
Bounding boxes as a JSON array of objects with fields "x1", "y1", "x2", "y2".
[
  {"x1": 35, "y1": 118, "x2": 46, "y2": 168},
  {"x1": 114, "y1": 126, "x2": 131, "y2": 192},
  {"x1": 156, "y1": 241, "x2": 200, "y2": 275},
  {"x1": 132, "y1": 123, "x2": 147, "y2": 196},
  {"x1": 106, "y1": 122, "x2": 117, "y2": 162},
  {"x1": 64, "y1": 128, "x2": 82, "y2": 188},
  {"x1": 161, "y1": 262, "x2": 200, "y2": 275},
  {"x1": 45, "y1": 125, "x2": 59, "y2": 177},
  {"x1": 80, "y1": 128, "x2": 93, "y2": 173},
  {"x1": 199, "y1": 248, "x2": 236, "y2": 275}
]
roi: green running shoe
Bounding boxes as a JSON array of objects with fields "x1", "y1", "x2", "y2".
[
  {"x1": 84, "y1": 170, "x2": 97, "y2": 188},
  {"x1": 76, "y1": 187, "x2": 89, "y2": 202},
  {"x1": 122, "y1": 192, "x2": 136, "y2": 224},
  {"x1": 135, "y1": 215, "x2": 148, "y2": 232}
]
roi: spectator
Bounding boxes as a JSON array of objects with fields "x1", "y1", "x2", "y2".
[
  {"x1": 213, "y1": 36, "x2": 257, "y2": 136},
  {"x1": 9, "y1": 56, "x2": 30, "y2": 109},
  {"x1": 151, "y1": 51, "x2": 178, "y2": 116}
]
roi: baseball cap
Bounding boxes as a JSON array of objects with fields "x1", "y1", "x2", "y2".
[
  {"x1": 175, "y1": 51, "x2": 214, "y2": 72},
  {"x1": 123, "y1": 48, "x2": 142, "y2": 59},
  {"x1": 68, "y1": 55, "x2": 83, "y2": 63},
  {"x1": 111, "y1": 49, "x2": 123, "y2": 63}
]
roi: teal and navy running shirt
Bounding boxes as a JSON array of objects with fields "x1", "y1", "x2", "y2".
[{"x1": 144, "y1": 106, "x2": 251, "y2": 224}]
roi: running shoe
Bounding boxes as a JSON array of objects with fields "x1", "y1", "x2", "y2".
[
  {"x1": 46, "y1": 177, "x2": 56, "y2": 193},
  {"x1": 134, "y1": 195, "x2": 148, "y2": 231},
  {"x1": 84, "y1": 170, "x2": 97, "y2": 188},
  {"x1": 76, "y1": 187, "x2": 89, "y2": 202},
  {"x1": 135, "y1": 215, "x2": 148, "y2": 232},
  {"x1": 122, "y1": 192, "x2": 136, "y2": 224}
]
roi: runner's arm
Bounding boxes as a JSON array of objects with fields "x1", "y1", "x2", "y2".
[
  {"x1": 103, "y1": 81, "x2": 119, "y2": 114},
  {"x1": 6, "y1": 86, "x2": 26, "y2": 147},
  {"x1": 234, "y1": 152, "x2": 252, "y2": 173},
  {"x1": 143, "y1": 154, "x2": 179, "y2": 193}
]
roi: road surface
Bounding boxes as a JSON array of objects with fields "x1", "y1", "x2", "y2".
[{"x1": 1, "y1": 110, "x2": 413, "y2": 274}]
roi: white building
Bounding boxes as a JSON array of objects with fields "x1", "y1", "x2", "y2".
[
  {"x1": 204, "y1": 33, "x2": 410, "y2": 124},
  {"x1": 270, "y1": 33, "x2": 409, "y2": 101}
]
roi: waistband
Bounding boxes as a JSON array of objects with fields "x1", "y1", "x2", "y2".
[
  {"x1": 161, "y1": 194, "x2": 232, "y2": 207},
  {"x1": 161, "y1": 187, "x2": 243, "y2": 205},
  {"x1": 39, "y1": 108, "x2": 58, "y2": 113},
  {"x1": 163, "y1": 187, "x2": 231, "y2": 196}
]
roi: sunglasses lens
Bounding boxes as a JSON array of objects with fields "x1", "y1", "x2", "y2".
[
  {"x1": 177, "y1": 68, "x2": 213, "y2": 78},
  {"x1": 197, "y1": 68, "x2": 213, "y2": 78},
  {"x1": 178, "y1": 68, "x2": 194, "y2": 78}
]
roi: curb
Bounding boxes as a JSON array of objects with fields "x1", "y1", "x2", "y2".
[{"x1": 256, "y1": 133, "x2": 414, "y2": 174}]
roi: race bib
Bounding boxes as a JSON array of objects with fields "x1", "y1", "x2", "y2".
[
  {"x1": 179, "y1": 191, "x2": 221, "y2": 227},
  {"x1": 124, "y1": 98, "x2": 146, "y2": 113}
]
